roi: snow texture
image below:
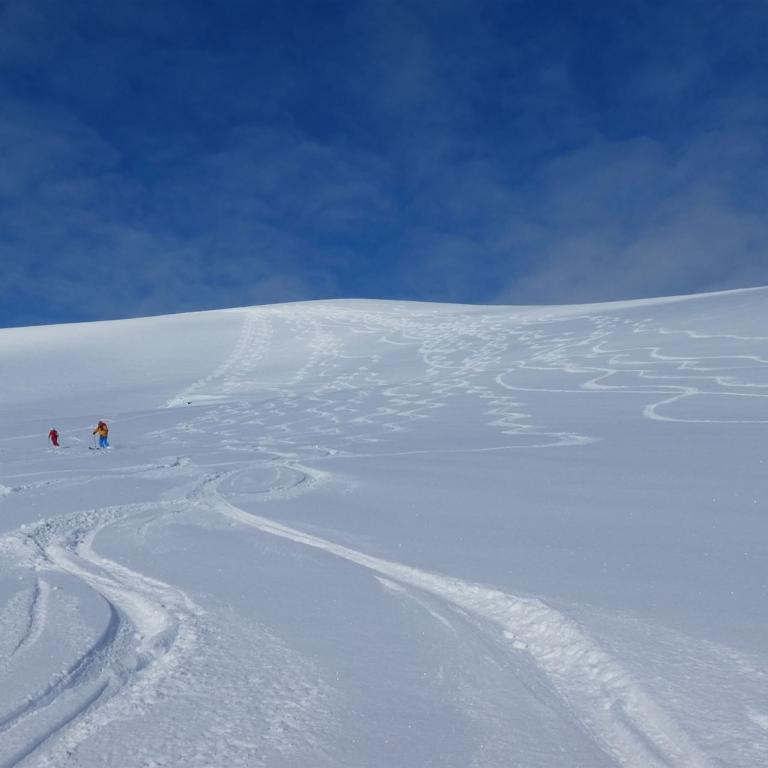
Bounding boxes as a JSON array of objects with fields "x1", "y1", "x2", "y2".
[{"x1": 0, "y1": 289, "x2": 767, "y2": 766}]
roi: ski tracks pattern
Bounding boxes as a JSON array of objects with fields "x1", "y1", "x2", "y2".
[
  {"x1": 162, "y1": 302, "x2": 768, "y2": 766},
  {"x1": 0, "y1": 491, "x2": 335, "y2": 767},
  {"x1": 3, "y1": 300, "x2": 767, "y2": 765},
  {"x1": 0, "y1": 501, "x2": 201, "y2": 767},
  {"x1": 201, "y1": 469, "x2": 713, "y2": 768}
]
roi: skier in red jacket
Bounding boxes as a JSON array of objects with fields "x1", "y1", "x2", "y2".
[{"x1": 48, "y1": 428, "x2": 60, "y2": 447}]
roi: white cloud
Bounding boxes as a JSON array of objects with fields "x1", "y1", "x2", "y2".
[{"x1": 492, "y1": 129, "x2": 768, "y2": 303}]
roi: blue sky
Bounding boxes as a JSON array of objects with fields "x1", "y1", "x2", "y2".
[{"x1": 1, "y1": 0, "x2": 767, "y2": 326}]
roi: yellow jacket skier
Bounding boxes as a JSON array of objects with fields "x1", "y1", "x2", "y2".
[{"x1": 93, "y1": 420, "x2": 109, "y2": 449}]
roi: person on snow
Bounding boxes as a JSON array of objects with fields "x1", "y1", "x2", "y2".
[
  {"x1": 48, "y1": 428, "x2": 59, "y2": 447},
  {"x1": 93, "y1": 420, "x2": 109, "y2": 449}
]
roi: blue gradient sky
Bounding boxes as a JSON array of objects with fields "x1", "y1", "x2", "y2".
[{"x1": 2, "y1": 0, "x2": 767, "y2": 326}]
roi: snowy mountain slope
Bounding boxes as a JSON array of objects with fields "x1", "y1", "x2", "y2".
[{"x1": 0, "y1": 288, "x2": 767, "y2": 767}]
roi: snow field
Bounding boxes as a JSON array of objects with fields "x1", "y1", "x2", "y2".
[{"x1": 0, "y1": 289, "x2": 767, "y2": 766}]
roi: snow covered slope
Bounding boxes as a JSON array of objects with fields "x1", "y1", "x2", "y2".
[{"x1": 0, "y1": 289, "x2": 766, "y2": 767}]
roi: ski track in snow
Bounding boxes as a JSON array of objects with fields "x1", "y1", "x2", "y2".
[
  {"x1": 0, "y1": 491, "x2": 334, "y2": 766},
  {"x1": 165, "y1": 310, "x2": 273, "y2": 408},
  {"x1": 170, "y1": 304, "x2": 766, "y2": 767},
  {"x1": 6, "y1": 578, "x2": 49, "y2": 660},
  {"x1": 30, "y1": 516, "x2": 333, "y2": 768},
  {"x1": 2, "y1": 301, "x2": 767, "y2": 764},
  {"x1": 0, "y1": 500, "x2": 202, "y2": 767},
  {"x1": 200, "y1": 468, "x2": 713, "y2": 768},
  {"x1": 492, "y1": 314, "x2": 768, "y2": 425}
]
